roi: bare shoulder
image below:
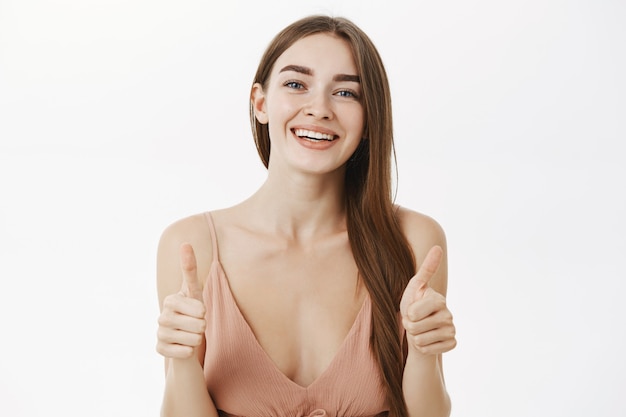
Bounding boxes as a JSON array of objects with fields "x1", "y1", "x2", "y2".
[
  {"x1": 158, "y1": 213, "x2": 214, "y2": 258},
  {"x1": 396, "y1": 206, "x2": 446, "y2": 255},
  {"x1": 156, "y1": 212, "x2": 214, "y2": 307},
  {"x1": 396, "y1": 206, "x2": 449, "y2": 292}
]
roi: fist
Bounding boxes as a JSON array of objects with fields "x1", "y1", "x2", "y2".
[
  {"x1": 156, "y1": 243, "x2": 206, "y2": 359},
  {"x1": 400, "y1": 246, "x2": 456, "y2": 355}
]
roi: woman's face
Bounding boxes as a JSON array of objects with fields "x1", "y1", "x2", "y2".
[{"x1": 252, "y1": 33, "x2": 365, "y2": 177}]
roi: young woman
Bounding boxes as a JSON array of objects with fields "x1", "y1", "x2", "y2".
[{"x1": 156, "y1": 15, "x2": 456, "y2": 417}]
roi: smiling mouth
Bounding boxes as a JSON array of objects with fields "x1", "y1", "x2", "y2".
[{"x1": 293, "y1": 128, "x2": 338, "y2": 142}]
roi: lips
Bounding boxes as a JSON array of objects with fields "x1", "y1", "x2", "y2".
[{"x1": 292, "y1": 128, "x2": 338, "y2": 142}]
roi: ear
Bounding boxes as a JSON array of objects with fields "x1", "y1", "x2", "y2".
[{"x1": 251, "y1": 83, "x2": 268, "y2": 125}]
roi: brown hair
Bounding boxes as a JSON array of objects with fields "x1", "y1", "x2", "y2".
[{"x1": 250, "y1": 15, "x2": 416, "y2": 417}]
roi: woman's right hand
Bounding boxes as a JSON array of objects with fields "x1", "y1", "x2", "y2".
[{"x1": 156, "y1": 243, "x2": 206, "y2": 359}]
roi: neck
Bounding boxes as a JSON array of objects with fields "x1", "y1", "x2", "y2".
[{"x1": 241, "y1": 166, "x2": 348, "y2": 241}]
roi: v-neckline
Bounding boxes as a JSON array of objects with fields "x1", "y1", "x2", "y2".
[{"x1": 209, "y1": 258, "x2": 370, "y2": 390}]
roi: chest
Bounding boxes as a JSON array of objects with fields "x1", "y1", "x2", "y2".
[
  {"x1": 202, "y1": 267, "x2": 388, "y2": 414},
  {"x1": 217, "y1": 231, "x2": 365, "y2": 387}
]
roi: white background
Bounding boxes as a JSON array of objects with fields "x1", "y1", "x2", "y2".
[{"x1": 1, "y1": 1, "x2": 625, "y2": 416}]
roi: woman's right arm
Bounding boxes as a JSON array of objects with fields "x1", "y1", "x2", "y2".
[{"x1": 156, "y1": 218, "x2": 218, "y2": 417}]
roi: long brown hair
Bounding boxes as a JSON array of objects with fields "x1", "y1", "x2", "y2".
[{"x1": 250, "y1": 15, "x2": 416, "y2": 417}]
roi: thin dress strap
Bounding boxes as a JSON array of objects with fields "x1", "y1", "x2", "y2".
[{"x1": 203, "y1": 211, "x2": 219, "y2": 261}]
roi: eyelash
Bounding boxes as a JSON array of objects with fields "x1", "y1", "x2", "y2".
[
  {"x1": 336, "y1": 89, "x2": 359, "y2": 99},
  {"x1": 284, "y1": 81, "x2": 360, "y2": 100},
  {"x1": 284, "y1": 80, "x2": 305, "y2": 90}
]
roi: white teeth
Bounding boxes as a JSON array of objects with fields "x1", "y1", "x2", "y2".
[{"x1": 294, "y1": 129, "x2": 335, "y2": 141}]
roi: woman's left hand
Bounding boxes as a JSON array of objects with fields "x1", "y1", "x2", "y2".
[{"x1": 399, "y1": 246, "x2": 457, "y2": 355}]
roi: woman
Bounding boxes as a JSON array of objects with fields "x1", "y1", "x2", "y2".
[{"x1": 156, "y1": 15, "x2": 456, "y2": 417}]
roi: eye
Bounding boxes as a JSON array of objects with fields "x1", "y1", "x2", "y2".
[
  {"x1": 335, "y1": 89, "x2": 360, "y2": 99},
  {"x1": 284, "y1": 81, "x2": 305, "y2": 90}
]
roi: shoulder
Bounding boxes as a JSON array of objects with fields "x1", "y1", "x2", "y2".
[
  {"x1": 158, "y1": 212, "x2": 213, "y2": 254},
  {"x1": 158, "y1": 213, "x2": 214, "y2": 266},
  {"x1": 395, "y1": 206, "x2": 446, "y2": 256},
  {"x1": 156, "y1": 212, "x2": 214, "y2": 303},
  {"x1": 395, "y1": 206, "x2": 449, "y2": 292}
]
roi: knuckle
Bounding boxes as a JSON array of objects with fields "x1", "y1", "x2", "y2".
[
  {"x1": 157, "y1": 314, "x2": 172, "y2": 327},
  {"x1": 190, "y1": 333, "x2": 204, "y2": 347},
  {"x1": 156, "y1": 342, "x2": 174, "y2": 358},
  {"x1": 156, "y1": 326, "x2": 167, "y2": 339},
  {"x1": 416, "y1": 344, "x2": 430, "y2": 355},
  {"x1": 156, "y1": 327, "x2": 174, "y2": 343},
  {"x1": 402, "y1": 317, "x2": 411, "y2": 329},
  {"x1": 194, "y1": 300, "x2": 207, "y2": 317},
  {"x1": 175, "y1": 345, "x2": 193, "y2": 359},
  {"x1": 449, "y1": 326, "x2": 456, "y2": 338},
  {"x1": 412, "y1": 334, "x2": 424, "y2": 347},
  {"x1": 403, "y1": 320, "x2": 418, "y2": 335},
  {"x1": 156, "y1": 342, "x2": 193, "y2": 359},
  {"x1": 196, "y1": 319, "x2": 207, "y2": 333},
  {"x1": 162, "y1": 295, "x2": 177, "y2": 309}
]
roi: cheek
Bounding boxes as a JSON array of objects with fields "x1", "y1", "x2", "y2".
[
  {"x1": 267, "y1": 96, "x2": 300, "y2": 125},
  {"x1": 348, "y1": 114, "x2": 366, "y2": 153},
  {"x1": 352, "y1": 109, "x2": 365, "y2": 138},
  {"x1": 266, "y1": 101, "x2": 298, "y2": 142}
]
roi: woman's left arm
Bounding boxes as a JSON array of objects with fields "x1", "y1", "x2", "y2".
[{"x1": 398, "y1": 209, "x2": 457, "y2": 417}]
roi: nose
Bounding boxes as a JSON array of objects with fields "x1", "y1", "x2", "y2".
[{"x1": 304, "y1": 91, "x2": 333, "y2": 120}]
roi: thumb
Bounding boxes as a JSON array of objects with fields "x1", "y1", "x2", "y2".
[
  {"x1": 413, "y1": 245, "x2": 443, "y2": 290},
  {"x1": 400, "y1": 245, "x2": 443, "y2": 316},
  {"x1": 179, "y1": 242, "x2": 202, "y2": 301}
]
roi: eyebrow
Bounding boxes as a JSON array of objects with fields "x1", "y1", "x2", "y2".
[{"x1": 279, "y1": 65, "x2": 360, "y2": 83}]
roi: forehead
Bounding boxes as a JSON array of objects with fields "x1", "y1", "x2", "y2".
[{"x1": 272, "y1": 33, "x2": 358, "y2": 75}]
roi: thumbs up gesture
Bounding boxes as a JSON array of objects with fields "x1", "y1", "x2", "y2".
[
  {"x1": 179, "y1": 243, "x2": 204, "y2": 301},
  {"x1": 156, "y1": 243, "x2": 207, "y2": 359},
  {"x1": 400, "y1": 246, "x2": 456, "y2": 355}
]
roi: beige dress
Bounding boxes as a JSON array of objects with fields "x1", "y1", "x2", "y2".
[{"x1": 202, "y1": 212, "x2": 390, "y2": 417}]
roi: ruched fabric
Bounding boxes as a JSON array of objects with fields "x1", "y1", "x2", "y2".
[
  {"x1": 202, "y1": 212, "x2": 390, "y2": 417},
  {"x1": 218, "y1": 410, "x2": 388, "y2": 417}
]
